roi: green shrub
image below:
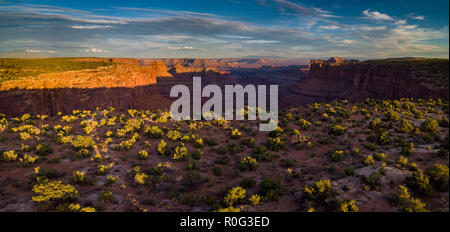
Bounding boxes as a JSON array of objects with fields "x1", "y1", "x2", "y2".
[
  {"x1": 138, "y1": 150, "x2": 148, "y2": 160},
  {"x1": 192, "y1": 149, "x2": 202, "y2": 160},
  {"x1": 401, "y1": 143, "x2": 414, "y2": 156},
  {"x1": 266, "y1": 137, "x2": 285, "y2": 151},
  {"x1": 240, "y1": 177, "x2": 256, "y2": 188},
  {"x1": 213, "y1": 166, "x2": 223, "y2": 176},
  {"x1": 258, "y1": 178, "x2": 283, "y2": 201},
  {"x1": 241, "y1": 137, "x2": 255, "y2": 148},
  {"x1": 393, "y1": 185, "x2": 428, "y2": 212},
  {"x1": 329, "y1": 124, "x2": 347, "y2": 136},
  {"x1": 144, "y1": 126, "x2": 163, "y2": 139},
  {"x1": 36, "y1": 143, "x2": 53, "y2": 156},
  {"x1": 328, "y1": 150, "x2": 345, "y2": 162},
  {"x1": 239, "y1": 157, "x2": 258, "y2": 171},
  {"x1": 406, "y1": 171, "x2": 433, "y2": 196},
  {"x1": 421, "y1": 118, "x2": 440, "y2": 133},
  {"x1": 425, "y1": 164, "x2": 449, "y2": 191},
  {"x1": 72, "y1": 135, "x2": 95, "y2": 150},
  {"x1": 303, "y1": 179, "x2": 335, "y2": 202}
]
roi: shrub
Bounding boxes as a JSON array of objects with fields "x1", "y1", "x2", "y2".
[
  {"x1": 266, "y1": 137, "x2": 285, "y2": 151},
  {"x1": 303, "y1": 179, "x2": 335, "y2": 202},
  {"x1": 70, "y1": 171, "x2": 95, "y2": 185},
  {"x1": 374, "y1": 152, "x2": 387, "y2": 161},
  {"x1": 425, "y1": 164, "x2": 449, "y2": 191},
  {"x1": 329, "y1": 124, "x2": 347, "y2": 136},
  {"x1": 192, "y1": 149, "x2": 202, "y2": 160},
  {"x1": 75, "y1": 148, "x2": 90, "y2": 158},
  {"x1": 36, "y1": 143, "x2": 53, "y2": 156},
  {"x1": 32, "y1": 181, "x2": 78, "y2": 203},
  {"x1": 363, "y1": 155, "x2": 375, "y2": 166},
  {"x1": 241, "y1": 137, "x2": 255, "y2": 148},
  {"x1": 240, "y1": 177, "x2": 256, "y2": 188},
  {"x1": 398, "y1": 119, "x2": 414, "y2": 133},
  {"x1": 224, "y1": 187, "x2": 246, "y2": 206},
  {"x1": 167, "y1": 130, "x2": 181, "y2": 141},
  {"x1": 401, "y1": 143, "x2": 414, "y2": 156},
  {"x1": 186, "y1": 160, "x2": 200, "y2": 170},
  {"x1": 215, "y1": 206, "x2": 241, "y2": 212},
  {"x1": 338, "y1": 200, "x2": 359, "y2": 212},
  {"x1": 369, "y1": 118, "x2": 381, "y2": 129},
  {"x1": 173, "y1": 143, "x2": 189, "y2": 161},
  {"x1": 213, "y1": 166, "x2": 223, "y2": 176},
  {"x1": 2, "y1": 150, "x2": 18, "y2": 162},
  {"x1": 384, "y1": 110, "x2": 400, "y2": 121},
  {"x1": 344, "y1": 167, "x2": 355, "y2": 176},
  {"x1": 72, "y1": 135, "x2": 95, "y2": 150},
  {"x1": 280, "y1": 159, "x2": 295, "y2": 168},
  {"x1": 144, "y1": 126, "x2": 163, "y2": 139},
  {"x1": 205, "y1": 138, "x2": 218, "y2": 146},
  {"x1": 258, "y1": 178, "x2": 283, "y2": 201},
  {"x1": 138, "y1": 150, "x2": 148, "y2": 160},
  {"x1": 249, "y1": 194, "x2": 261, "y2": 206},
  {"x1": 134, "y1": 172, "x2": 149, "y2": 185},
  {"x1": 291, "y1": 129, "x2": 312, "y2": 149},
  {"x1": 214, "y1": 156, "x2": 230, "y2": 165},
  {"x1": 230, "y1": 129, "x2": 242, "y2": 139},
  {"x1": 406, "y1": 171, "x2": 433, "y2": 196},
  {"x1": 268, "y1": 127, "x2": 284, "y2": 138},
  {"x1": 298, "y1": 119, "x2": 312, "y2": 129},
  {"x1": 97, "y1": 165, "x2": 110, "y2": 175},
  {"x1": 99, "y1": 191, "x2": 113, "y2": 201},
  {"x1": 19, "y1": 154, "x2": 39, "y2": 166},
  {"x1": 193, "y1": 138, "x2": 204, "y2": 148},
  {"x1": 106, "y1": 176, "x2": 117, "y2": 186},
  {"x1": 239, "y1": 157, "x2": 258, "y2": 171},
  {"x1": 421, "y1": 118, "x2": 439, "y2": 133},
  {"x1": 328, "y1": 150, "x2": 345, "y2": 162},
  {"x1": 377, "y1": 130, "x2": 391, "y2": 145},
  {"x1": 157, "y1": 140, "x2": 171, "y2": 156},
  {"x1": 362, "y1": 172, "x2": 382, "y2": 190},
  {"x1": 393, "y1": 185, "x2": 428, "y2": 212},
  {"x1": 253, "y1": 145, "x2": 268, "y2": 155},
  {"x1": 396, "y1": 156, "x2": 408, "y2": 169}
]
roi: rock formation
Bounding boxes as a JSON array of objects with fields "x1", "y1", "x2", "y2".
[
  {"x1": 0, "y1": 64, "x2": 171, "y2": 116},
  {"x1": 286, "y1": 58, "x2": 449, "y2": 106}
]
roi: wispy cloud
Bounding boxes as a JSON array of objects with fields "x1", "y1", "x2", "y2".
[
  {"x1": 362, "y1": 10, "x2": 393, "y2": 21},
  {"x1": 0, "y1": 2, "x2": 448, "y2": 59}
]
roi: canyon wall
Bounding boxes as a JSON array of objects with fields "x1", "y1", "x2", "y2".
[
  {"x1": 0, "y1": 63, "x2": 171, "y2": 116},
  {"x1": 287, "y1": 59, "x2": 449, "y2": 106}
]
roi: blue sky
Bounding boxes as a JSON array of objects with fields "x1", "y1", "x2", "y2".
[{"x1": 0, "y1": 0, "x2": 448, "y2": 58}]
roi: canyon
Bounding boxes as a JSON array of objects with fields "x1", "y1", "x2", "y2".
[{"x1": 0, "y1": 57, "x2": 448, "y2": 117}]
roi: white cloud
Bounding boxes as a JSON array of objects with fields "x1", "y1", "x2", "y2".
[
  {"x1": 362, "y1": 10, "x2": 393, "y2": 21},
  {"x1": 319, "y1": 25, "x2": 340, "y2": 30},
  {"x1": 70, "y1": 25, "x2": 113, "y2": 29},
  {"x1": 395, "y1": 19, "x2": 407, "y2": 25},
  {"x1": 357, "y1": 26, "x2": 387, "y2": 31},
  {"x1": 243, "y1": 40, "x2": 280, "y2": 44},
  {"x1": 413, "y1": 16, "x2": 425, "y2": 20},
  {"x1": 26, "y1": 49, "x2": 58, "y2": 54},
  {"x1": 168, "y1": 46, "x2": 195, "y2": 50},
  {"x1": 82, "y1": 48, "x2": 106, "y2": 53}
]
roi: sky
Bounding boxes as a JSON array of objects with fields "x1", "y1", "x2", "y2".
[{"x1": 0, "y1": 0, "x2": 448, "y2": 59}]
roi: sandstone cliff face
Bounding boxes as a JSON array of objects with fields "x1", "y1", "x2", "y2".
[
  {"x1": 0, "y1": 64, "x2": 171, "y2": 116},
  {"x1": 290, "y1": 61, "x2": 449, "y2": 105}
]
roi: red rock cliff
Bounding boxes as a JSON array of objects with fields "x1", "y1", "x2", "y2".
[
  {"x1": 292, "y1": 59, "x2": 449, "y2": 104},
  {"x1": 0, "y1": 64, "x2": 171, "y2": 116}
]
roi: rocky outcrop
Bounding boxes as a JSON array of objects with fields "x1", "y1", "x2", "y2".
[
  {"x1": 290, "y1": 59, "x2": 449, "y2": 105},
  {"x1": 0, "y1": 64, "x2": 171, "y2": 116},
  {"x1": 143, "y1": 58, "x2": 309, "y2": 70}
]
